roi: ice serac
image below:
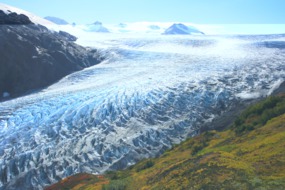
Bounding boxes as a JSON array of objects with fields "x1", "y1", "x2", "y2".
[
  {"x1": 44, "y1": 16, "x2": 69, "y2": 25},
  {"x1": 163, "y1": 23, "x2": 204, "y2": 35},
  {"x1": 0, "y1": 9, "x2": 103, "y2": 100}
]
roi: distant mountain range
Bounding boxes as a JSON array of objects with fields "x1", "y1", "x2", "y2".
[{"x1": 47, "y1": 19, "x2": 204, "y2": 35}]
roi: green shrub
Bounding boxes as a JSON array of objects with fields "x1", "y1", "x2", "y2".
[
  {"x1": 191, "y1": 145, "x2": 204, "y2": 155},
  {"x1": 136, "y1": 160, "x2": 155, "y2": 172},
  {"x1": 105, "y1": 171, "x2": 119, "y2": 180},
  {"x1": 234, "y1": 95, "x2": 285, "y2": 134},
  {"x1": 102, "y1": 178, "x2": 129, "y2": 190}
]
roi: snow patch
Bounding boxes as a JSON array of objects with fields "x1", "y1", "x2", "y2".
[
  {"x1": 236, "y1": 92, "x2": 261, "y2": 100},
  {"x1": 17, "y1": 34, "x2": 23, "y2": 41},
  {"x1": 267, "y1": 79, "x2": 284, "y2": 95},
  {"x1": 36, "y1": 47, "x2": 43, "y2": 54}
]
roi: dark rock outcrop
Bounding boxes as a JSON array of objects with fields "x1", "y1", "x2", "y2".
[
  {"x1": 0, "y1": 11, "x2": 103, "y2": 100},
  {"x1": 58, "y1": 30, "x2": 77, "y2": 41},
  {"x1": 0, "y1": 10, "x2": 32, "y2": 25}
]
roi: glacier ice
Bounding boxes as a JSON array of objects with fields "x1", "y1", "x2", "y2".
[{"x1": 0, "y1": 34, "x2": 285, "y2": 189}]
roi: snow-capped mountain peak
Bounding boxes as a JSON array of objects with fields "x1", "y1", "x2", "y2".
[
  {"x1": 93, "y1": 21, "x2": 103, "y2": 25},
  {"x1": 44, "y1": 16, "x2": 69, "y2": 25},
  {"x1": 84, "y1": 21, "x2": 110, "y2": 33},
  {"x1": 163, "y1": 23, "x2": 204, "y2": 35}
]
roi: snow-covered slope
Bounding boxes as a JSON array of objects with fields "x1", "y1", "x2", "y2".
[
  {"x1": 0, "y1": 3, "x2": 55, "y2": 28},
  {"x1": 0, "y1": 33, "x2": 285, "y2": 189}
]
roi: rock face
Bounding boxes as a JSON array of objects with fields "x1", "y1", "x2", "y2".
[
  {"x1": 0, "y1": 11, "x2": 103, "y2": 100},
  {"x1": 44, "y1": 16, "x2": 68, "y2": 25},
  {"x1": 163, "y1": 23, "x2": 204, "y2": 35},
  {"x1": 58, "y1": 30, "x2": 77, "y2": 42}
]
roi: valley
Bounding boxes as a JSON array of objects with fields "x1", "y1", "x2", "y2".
[
  {"x1": 0, "y1": 3, "x2": 285, "y2": 189},
  {"x1": 1, "y1": 33, "x2": 285, "y2": 189}
]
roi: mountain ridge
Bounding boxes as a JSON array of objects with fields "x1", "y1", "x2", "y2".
[{"x1": 0, "y1": 3, "x2": 55, "y2": 27}]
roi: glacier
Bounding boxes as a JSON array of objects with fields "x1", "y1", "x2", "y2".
[{"x1": 0, "y1": 33, "x2": 285, "y2": 189}]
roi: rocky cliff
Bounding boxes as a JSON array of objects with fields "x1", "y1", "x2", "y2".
[{"x1": 0, "y1": 10, "x2": 103, "y2": 100}]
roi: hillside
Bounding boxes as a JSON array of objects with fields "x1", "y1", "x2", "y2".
[
  {"x1": 46, "y1": 94, "x2": 285, "y2": 190},
  {"x1": 0, "y1": 9, "x2": 103, "y2": 100}
]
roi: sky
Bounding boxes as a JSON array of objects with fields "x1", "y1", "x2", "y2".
[{"x1": 1, "y1": 0, "x2": 285, "y2": 24}]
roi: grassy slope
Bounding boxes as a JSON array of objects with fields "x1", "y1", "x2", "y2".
[
  {"x1": 46, "y1": 94, "x2": 285, "y2": 190},
  {"x1": 44, "y1": 173, "x2": 109, "y2": 190}
]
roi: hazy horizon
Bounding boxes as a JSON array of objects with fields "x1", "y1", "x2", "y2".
[{"x1": 1, "y1": 0, "x2": 285, "y2": 25}]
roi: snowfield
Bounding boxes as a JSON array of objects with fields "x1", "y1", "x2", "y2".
[{"x1": 0, "y1": 33, "x2": 285, "y2": 189}]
